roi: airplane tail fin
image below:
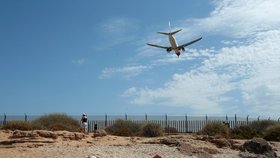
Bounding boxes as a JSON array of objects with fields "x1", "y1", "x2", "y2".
[{"x1": 157, "y1": 22, "x2": 182, "y2": 35}]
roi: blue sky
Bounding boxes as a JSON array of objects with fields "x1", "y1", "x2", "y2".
[{"x1": 1, "y1": 0, "x2": 280, "y2": 118}]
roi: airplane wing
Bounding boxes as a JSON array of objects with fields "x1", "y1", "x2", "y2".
[
  {"x1": 178, "y1": 37, "x2": 202, "y2": 48},
  {"x1": 146, "y1": 43, "x2": 171, "y2": 49}
]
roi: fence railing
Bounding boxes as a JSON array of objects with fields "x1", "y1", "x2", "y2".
[{"x1": 1, "y1": 114, "x2": 279, "y2": 133}]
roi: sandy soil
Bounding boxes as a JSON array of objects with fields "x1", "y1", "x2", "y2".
[{"x1": 0, "y1": 130, "x2": 279, "y2": 158}]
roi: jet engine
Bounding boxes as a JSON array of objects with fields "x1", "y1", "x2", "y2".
[
  {"x1": 181, "y1": 47, "x2": 185, "y2": 51},
  {"x1": 166, "y1": 47, "x2": 172, "y2": 53}
]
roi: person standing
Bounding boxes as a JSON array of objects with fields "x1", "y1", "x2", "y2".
[{"x1": 81, "y1": 113, "x2": 88, "y2": 133}]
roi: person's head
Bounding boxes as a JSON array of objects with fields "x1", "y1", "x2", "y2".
[{"x1": 82, "y1": 113, "x2": 86, "y2": 116}]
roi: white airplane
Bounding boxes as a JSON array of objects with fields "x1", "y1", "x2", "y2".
[{"x1": 147, "y1": 22, "x2": 202, "y2": 57}]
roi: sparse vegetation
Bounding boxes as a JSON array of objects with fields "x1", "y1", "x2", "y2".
[
  {"x1": 249, "y1": 120, "x2": 278, "y2": 137},
  {"x1": 230, "y1": 125, "x2": 257, "y2": 139},
  {"x1": 105, "y1": 119, "x2": 141, "y2": 136},
  {"x1": 164, "y1": 126, "x2": 178, "y2": 133},
  {"x1": 263, "y1": 124, "x2": 280, "y2": 141},
  {"x1": 141, "y1": 122, "x2": 163, "y2": 137},
  {"x1": 32, "y1": 113, "x2": 80, "y2": 132},
  {"x1": 1, "y1": 120, "x2": 33, "y2": 131},
  {"x1": 105, "y1": 120, "x2": 164, "y2": 137},
  {"x1": 230, "y1": 120, "x2": 279, "y2": 139},
  {"x1": 198, "y1": 122, "x2": 229, "y2": 138}
]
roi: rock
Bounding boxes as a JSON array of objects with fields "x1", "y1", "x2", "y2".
[
  {"x1": 8, "y1": 130, "x2": 86, "y2": 140},
  {"x1": 93, "y1": 129, "x2": 107, "y2": 138},
  {"x1": 36, "y1": 130, "x2": 58, "y2": 139},
  {"x1": 240, "y1": 138, "x2": 277, "y2": 158},
  {"x1": 56, "y1": 131, "x2": 85, "y2": 140},
  {"x1": 196, "y1": 135, "x2": 215, "y2": 141},
  {"x1": 196, "y1": 135, "x2": 242, "y2": 150},
  {"x1": 10, "y1": 130, "x2": 39, "y2": 138},
  {"x1": 0, "y1": 139, "x2": 55, "y2": 145},
  {"x1": 153, "y1": 154, "x2": 162, "y2": 158},
  {"x1": 159, "y1": 138, "x2": 180, "y2": 146},
  {"x1": 74, "y1": 132, "x2": 85, "y2": 140},
  {"x1": 209, "y1": 138, "x2": 231, "y2": 148},
  {"x1": 177, "y1": 143, "x2": 213, "y2": 158}
]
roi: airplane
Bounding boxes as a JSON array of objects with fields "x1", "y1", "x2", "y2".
[{"x1": 147, "y1": 22, "x2": 202, "y2": 57}]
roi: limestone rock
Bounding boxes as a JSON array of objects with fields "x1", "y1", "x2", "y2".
[
  {"x1": 240, "y1": 138, "x2": 277, "y2": 158},
  {"x1": 36, "y1": 130, "x2": 58, "y2": 139},
  {"x1": 159, "y1": 138, "x2": 180, "y2": 146},
  {"x1": 209, "y1": 138, "x2": 231, "y2": 148},
  {"x1": 93, "y1": 129, "x2": 107, "y2": 138},
  {"x1": 178, "y1": 143, "x2": 213, "y2": 158},
  {"x1": 10, "y1": 130, "x2": 39, "y2": 138},
  {"x1": 56, "y1": 131, "x2": 85, "y2": 140}
]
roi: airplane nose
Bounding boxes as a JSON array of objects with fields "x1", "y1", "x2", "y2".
[{"x1": 176, "y1": 52, "x2": 180, "y2": 57}]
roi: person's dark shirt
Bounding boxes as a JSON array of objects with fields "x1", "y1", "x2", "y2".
[{"x1": 82, "y1": 117, "x2": 87, "y2": 123}]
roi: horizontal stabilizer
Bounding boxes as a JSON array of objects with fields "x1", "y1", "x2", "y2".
[{"x1": 157, "y1": 29, "x2": 182, "y2": 35}]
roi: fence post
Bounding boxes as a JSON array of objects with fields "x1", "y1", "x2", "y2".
[
  {"x1": 185, "y1": 114, "x2": 188, "y2": 133},
  {"x1": 226, "y1": 114, "x2": 228, "y2": 122},
  {"x1": 145, "y1": 113, "x2": 147, "y2": 121},
  {"x1": 165, "y1": 114, "x2": 168, "y2": 128},
  {"x1": 234, "y1": 114, "x2": 237, "y2": 127},
  {"x1": 3, "y1": 113, "x2": 7, "y2": 125},
  {"x1": 246, "y1": 115, "x2": 249, "y2": 125},
  {"x1": 206, "y1": 114, "x2": 208, "y2": 123},
  {"x1": 125, "y1": 113, "x2": 127, "y2": 120},
  {"x1": 105, "y1": 113, "x2": 107, "y2": 127},
  {"x1": 258, "y1": 116, "x2": 260, "y2": 121},
  {"x1": 25, "y1": 113, "x2": 28, "y2": 122}
]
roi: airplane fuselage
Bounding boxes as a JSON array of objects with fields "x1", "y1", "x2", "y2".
[{"x1": 168, "y1": 35, "x2": 181, "y2": 56}]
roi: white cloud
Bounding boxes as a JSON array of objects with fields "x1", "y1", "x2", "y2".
[
  {"x1": 97, "y1": 17, "x2": 139, "y2": 50},
  {"x1": 182, "y1": 0, "x2": 280, "y2": 38},
  {"x1": 124, "y1": 0, "x2": 280, "y2": 115},
  {"x1": 100, "y1": 65, "x2": 149, "y2": 80},
  {"x1": 72, "y1": 58, "x2": 86, "y2": 65}
]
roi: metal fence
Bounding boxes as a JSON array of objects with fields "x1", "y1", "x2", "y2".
[
  {"x1": 88, "y1": 119, "x2": 256, "y2": 133},
  {"x1": 1, "y1": 114, "x2": 279, "y2": 133}
]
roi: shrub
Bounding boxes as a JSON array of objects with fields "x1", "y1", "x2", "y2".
[
  {"x1": 198, "y1": 122, "x2": 229, "y2": 138},
  {"x1": 229, "y1": 120, "x2": 279, "y2": 139},
  {"x1": 263, "y1": 124, "x2": 280, "y2": 141},
  {"x1": 230, "y1": 125, "x2": 257, "y2": 139},
  {"x1": 1, "y1": 120, "x2": 33, "y2": 131},
  {"x1": 48, "y1": 123, "x2": 70, "y2": 131},
  {"x1": 141, "y1": 122, "x2": 163, "y2": 137},
  {"x1": 32, "y1": 113, "x2": 80, "y2": 132},
  {"x1": 105, "y1": 119, "x2": 141, "y2": 136},
  {"x1": 164, "y1": 126, "x2": 178, "y2": 133},
  {"x1": 249, "y1": 120, "x2": 278, "y2": 137}
]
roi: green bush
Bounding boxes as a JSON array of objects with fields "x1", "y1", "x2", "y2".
[
  {"x1": 198, "y1": 122, "x2": 229, "y2": 138},
  {"x1": 1, "y1": 120, "x2": 33, "y2": 131},
  {"x1": 230, "y1": 125, "x2": 257, "y2": 139},
  {"x1": 105, "y1": 119, "x2": 141, "y2": 136},
  {"x1": 141, "y1": 122, "x2": 163, "y2": 137},
  {"x1": 32, "y1": 113, "x2": 80, "y2": 132},
  {"x1": 263, "y1": 124, "x2": 280, "y2": 141}
]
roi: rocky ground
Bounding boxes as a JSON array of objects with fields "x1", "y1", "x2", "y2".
[{"x1": 0, "y1": 130, "x2": 279, "y2": 158}]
